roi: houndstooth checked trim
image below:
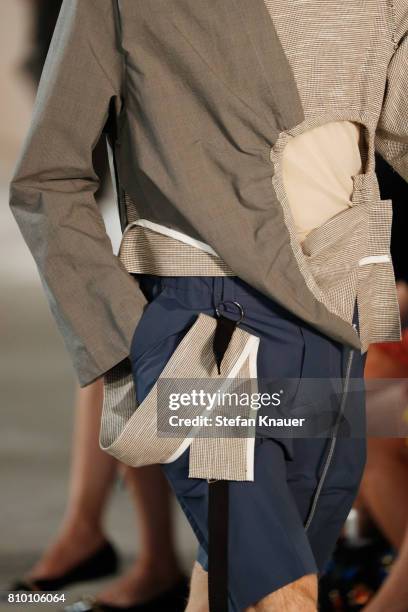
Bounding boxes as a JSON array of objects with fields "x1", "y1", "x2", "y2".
[
  {"x1": 120, "y1": 224, "x2": 235, "y2": 277},
  {"x1": 100, "y1": 314, "x2": 260, "y2": 481}
]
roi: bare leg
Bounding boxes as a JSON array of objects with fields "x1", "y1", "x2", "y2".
[
  {"x1": 26, "y1": 381, "x2": 182, "y2": 604},
  {"x1": 27, "y1": 380, "x2": 117, "y2": 581},
  {"x1": 184, "y1": 563, "x2": 317, "y2": 612},
  {"x1": 360, "y1": 438, "x2": 408, "y2": 549},
  {"x1": 246, "y1": 574, "x2": 317, "y2": 612},
  {"x1": 97, "y1": 465, "x2": 184, "y2": 606},
  {"x1": 359, "y1": 439, "x2": 408, "y2": 612},
  {"x1": 364, "y1": 523, "x2": 408, "y2": 612},
  {"x1": 356, "y1": 283, "x2": 408, "y2": 610},
  {"x1": 185, "y1": 563, "x2": 208, "y2": 612}
]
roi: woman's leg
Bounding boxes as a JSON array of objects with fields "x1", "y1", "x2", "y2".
[
  {"x1": 360, "y1": 438, "x2": 408, "y2": 549},
  {"x1": 358, "y1": 439, "x2": 408, "y2": 612},
  {"x1": 26, "y1": 380, "x2": 183, "y2": 604},
  {"x1": 27, "y1": 380, "x2": 117, "y2": 581},
  {"x1": 97, "y1": 464, "x2": 184, "y2": 606},
  {"x1": 364, "y1": 522, "x2": 408, "y2": 612}
]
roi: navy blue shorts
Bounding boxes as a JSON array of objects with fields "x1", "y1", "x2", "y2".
[{"x1": 130, "y1": 275, "x2": 366, "y2": 611}]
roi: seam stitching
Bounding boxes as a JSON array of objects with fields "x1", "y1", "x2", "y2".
[{"x1": 388, "y1": 0, "x2": 399, "y2": 49}]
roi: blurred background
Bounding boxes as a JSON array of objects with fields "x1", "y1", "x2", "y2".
[{"x1": 1, "y1": 2, "x2": 407, "y2": 612}]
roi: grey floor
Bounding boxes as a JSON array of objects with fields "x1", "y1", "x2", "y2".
[{"x1": 0, "y1": 188, "x2": 196, "y2": 611}]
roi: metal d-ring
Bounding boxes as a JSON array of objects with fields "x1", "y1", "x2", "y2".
[{"x1": 215, "y1": 300, "x2": 245, "y2": 323}]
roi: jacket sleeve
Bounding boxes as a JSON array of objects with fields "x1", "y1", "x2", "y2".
[
  {"x1": 9, "y1": 0, "x2": 146, "y2": 387},
  {"x1": 375, "y1": 20, "x2": 408, "y2": 182}
]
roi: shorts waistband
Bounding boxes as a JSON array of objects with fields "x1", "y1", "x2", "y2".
[
  {"x1": 134, "y1": 274, "x2": 302, "y2": 324},
  {"x1": 137, "y1": 274, "x2": 266, "y2": 300}
]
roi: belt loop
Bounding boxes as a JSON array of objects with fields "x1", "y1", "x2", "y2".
[
  {"x1": 221, "y1": 276, "x2": 236, "y2": 303},
  {"x1": 213, "y1": 277, "x2": 239, "y2": 312},
  {"x1": 213, "y1": 278, "x2": 224, "y2": 310}
]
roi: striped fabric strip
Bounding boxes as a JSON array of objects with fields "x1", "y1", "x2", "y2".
[
  {"x1": 101, "y1": 314, "x2": 260, "y2": 481},
  {"x1": 120, "y1": 225, "x2": 236, "y2": 277},
  {"x1": 188, "y1": 339, "x2": 259, "y2": 482}
]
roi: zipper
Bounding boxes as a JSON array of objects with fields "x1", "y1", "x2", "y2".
[{"x1": 304, "y1": 344, "x2": 355, "y2": 532}]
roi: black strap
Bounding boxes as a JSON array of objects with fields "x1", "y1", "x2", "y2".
[
  {"x1": 213, "y1": 315, "x2": 237, "y2": 375},
  {"x1": 208, "y1": 480, "x2": 229, "y2": 612}
]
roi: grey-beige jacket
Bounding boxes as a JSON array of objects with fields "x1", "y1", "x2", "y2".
[{"x1": 9, "y1": 0, "x2": 408, "y2": 477}]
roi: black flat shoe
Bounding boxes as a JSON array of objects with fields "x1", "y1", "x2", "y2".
[
  {"x1": 11, "y1": 540, "x2": 119, "y2": 592},
  {"x1": 63, "y1": 576, "x2": 190, "y2": 612}
]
